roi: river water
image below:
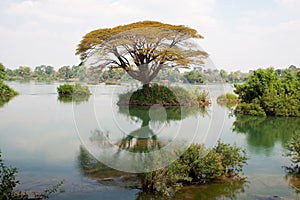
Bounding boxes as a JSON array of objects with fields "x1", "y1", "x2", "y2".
[{"x1": 0, "y1": 81, "x2": 299, "y2": 199}]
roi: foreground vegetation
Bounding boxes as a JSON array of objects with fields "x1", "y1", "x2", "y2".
[
  {"x1": 0, "y1": 152, "x2": 63, "y2": 199},
  {"x1": 141, "y1": 141, "x2": 247, "y2": 197},
  {"x1": 117, "y1": 84, "x2": 210, "y2": 106},
  {"x1": 234, "y1": 67, "x2": 300, "y2": 117},
  {"x1": 78, "y1": 140, "x2": 247, "y2": 197}
]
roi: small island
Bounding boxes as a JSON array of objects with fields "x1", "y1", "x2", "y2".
[
  {"x1": 217, "y1": 93, "x2": 240, "y2": 103},
  {"x1": 117, "y1": 84, "x2": 210, "y2": 107},
  {"x1": 57, "y1": 83, "x2": 91, "y2": 103}
]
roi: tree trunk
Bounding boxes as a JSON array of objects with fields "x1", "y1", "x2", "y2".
[{"x1": 143, "y1": 83, "x2": 150, "y2": 93}]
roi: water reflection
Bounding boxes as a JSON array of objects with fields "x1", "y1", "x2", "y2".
[
  {"x1": 78, "y1": 138, "x2": 247, "y2": 200},
  {"x1": 116, "y1": 105, "x2": 207, "y2": 152},
  {"x1": 78, "y1": 145, "x2": 129, "y2": 179},
  {"x1": 285, "y1": 173, "x2": 300, "y2": 193},
  {"x1": 169, "y1": 181, "x2": 246, "y2": 200},
  {"x1": 57, "y1": 95, "x2": 90, "y2": 104},
  {"x1": 232, "y1": 115, "x2": 300, "y2": 154},
  {"x1": 78, "y1": 103, "x2": 209, "y2": 172}
]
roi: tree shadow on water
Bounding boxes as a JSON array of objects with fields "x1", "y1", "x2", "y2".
[
  {"x1": 232, "y1": 115, "x2": 300, "y2": 155},
  {"x1": 57, "y1": 95, "x2": 90, "y2": 104}
]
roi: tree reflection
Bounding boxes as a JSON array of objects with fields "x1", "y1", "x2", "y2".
[
  {"x1": 81, "y1": 105, "x2": 206, "y2": 175},
  {"x1": 77, "y1": 145, "x2": 138, "y2": 187},
  {"x1": 284, "y1": 173, "x2": 300, "y2": 193},
  {"x1": 118, "y1": 105, "x2": 208, "y2": 123},
  {"x1": 57, "y1": 95, "x2": 90, "y2": 104},
  {"x1": 232, "y1": 115, "x2": 300, "y2": 154},
  {"x1": 116, "y1": 105, "x2": 207, "y2": 153},
  {"x1": 136, "y1": 180, "x2": 246, "y2": 200}
]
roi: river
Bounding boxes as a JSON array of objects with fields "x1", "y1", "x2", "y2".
[{"x1": 0, "y1": 81, "x2": 299, "y2": 199}]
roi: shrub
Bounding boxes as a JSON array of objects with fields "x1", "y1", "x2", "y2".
[
  {"x1": 213, "y1": 141, "x2": 248, "y2": 177},
  {"x1": 57, "y1": 84, "x2": 74, "y2": 96},
  {"x1": 0, "y1": 152, "x2": 21, "y2": 199},
  {"x1": 235, "y1": 102, "x2": 266, "y2": 117},
  {"x1": 234, "y1": 68, "x2": 300, "y2": 117},
  {"x1": 117, "y1": 84, "x2": 210, "y2": 106},
  {"x1": 141, "y1": 141, "x2": 247, "y2": 197},
  {"x1": 217, "y1": 93, "x2": 239, "y2": 102},
  {"x1": 57, "y1": 83, "x2": 91, "y2": 97},
  {"x1": 0, "y1": 83, "x2": 18, "y2": 100}
]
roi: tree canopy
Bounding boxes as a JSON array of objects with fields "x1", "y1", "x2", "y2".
[
  {"x1": 76, "y1": 21, "x2": 208, "y2": 86},
  {"x1": 234, "y1": 67, "x2": 300, "y2": 117}
]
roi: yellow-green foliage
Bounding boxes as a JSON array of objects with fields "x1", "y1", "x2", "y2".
[
  {"x1": 76, "y1": 21, "x2": 208, "y2": 87},
  {"x1": 76, "y1": 20, "x2": 204, "y2": 59}
]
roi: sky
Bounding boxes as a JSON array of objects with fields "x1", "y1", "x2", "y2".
[{"x1": 0, "y1": 0, "x2": 300, "y2": 72}]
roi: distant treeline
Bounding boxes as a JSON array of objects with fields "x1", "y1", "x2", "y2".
[{"x1": 2, "y1": 63, "x2": 299, "y2": 84}]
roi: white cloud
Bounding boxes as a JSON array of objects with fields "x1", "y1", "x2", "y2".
[
  {"x1": 1, "y1": 0, "x2": 300, "y2": 71},
  {"x1": 277, "y1": 0, "x2": 300, "y2": 9},
  {"x1": 204, "y1": 1, "x2": 300, "y2": 71},
  {"x1": 0, "y1": 0, "x2": 217, "y2": 69}
]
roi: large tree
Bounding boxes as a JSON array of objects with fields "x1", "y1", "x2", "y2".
[{"x1": 76, "y1": 21, "x2": 208, "y2": 88}]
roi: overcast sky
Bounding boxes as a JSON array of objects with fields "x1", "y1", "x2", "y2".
[{"x1": 0, "y1": 0, "x2": 300, "y2": 71}]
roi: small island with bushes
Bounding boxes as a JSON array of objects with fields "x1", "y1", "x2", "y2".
[
  {"x1": 57, "y1": 83, "x2": 91, "y2": 103},
  {"x1": 140, "y1": 141, "x2": 247, "y2": 197},
  {"x1": 217, "y1": 93, "x2": 240, "y2": 103},
  {"x1": 57, "y1": 83, "x2": 91, "y2": 97},
  {"x1": 117, "y1": 84, "x2": 210, "y2": 107}
]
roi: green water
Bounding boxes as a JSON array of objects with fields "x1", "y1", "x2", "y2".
[{"x1": 0, "y1": 81, "x2": 299, "y2": 199}]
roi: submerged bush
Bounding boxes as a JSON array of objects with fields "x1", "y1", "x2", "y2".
[
  {"x1": 217, "y1": 93, "x2": 239, "y2": 102},
  {"x1": 141, "y1": 141, "x2": 247, "y2": 197},
  {"x1": 57, "y1": 83, "x2": 91, "y2": 97}
]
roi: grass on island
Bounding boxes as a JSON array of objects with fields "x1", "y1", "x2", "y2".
[
  {"x1": 217, "y1": 93, "x2": 240, "y2": 103},
  {"x1": 117, "y1": 84, "x2": 211, "y2": 107}
]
